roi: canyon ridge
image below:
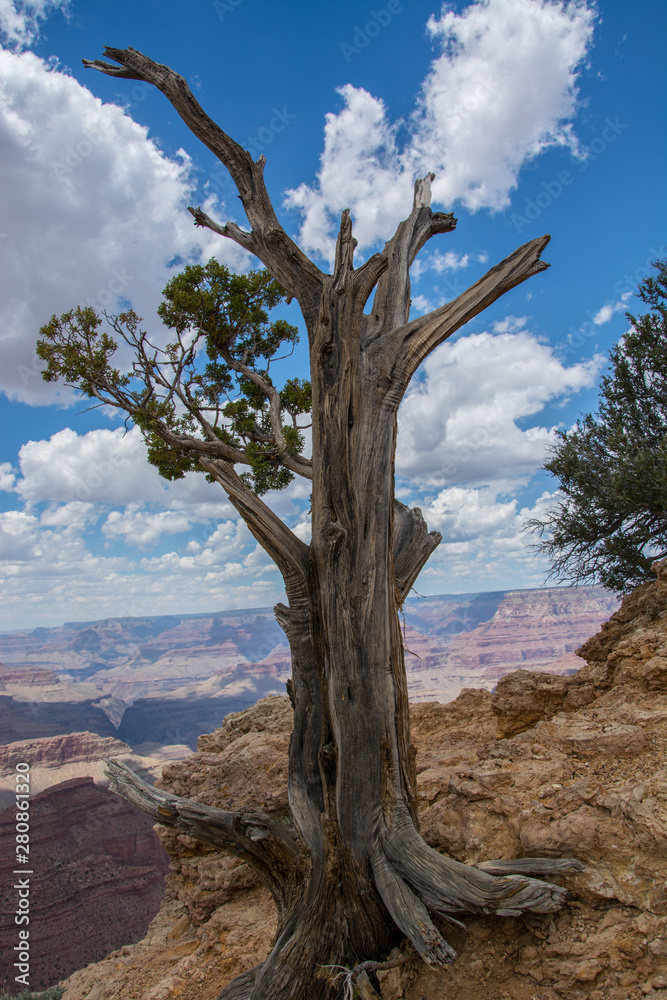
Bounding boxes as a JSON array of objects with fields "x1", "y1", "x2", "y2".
[{"x1": 0, "y1": 584, "x2": 619, "y2": 750}]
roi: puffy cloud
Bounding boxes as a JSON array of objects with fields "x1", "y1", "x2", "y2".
[
  {"x1": 0, "y1": 422, "x2": 311, "y2": 627},
  {"x1": 0, "y1": 462, "x2": 17, "y2": 492},
  {"x1": 422, "y1": 485, "x2": 518, "y2": 542},
  {"x1": 411, "y1": 294, "x2": 435, "y2": 316},
  {"x1": 431, "y1": 251, "x2": 471, "y2": 272},
  {"x1": 13, "y1": 424, "x2": 311, "y2": 524},
  {"x1": 286, "y1": 0, "x2": 594, "y2": 259},
  {"x1": 409, "y1": 248, "x2": 491, "y2": 306},
  {"x1": 417, "y1": 0, "x2": 594, "y2": 211},
  {"x1": 396, "y1": 328, "x2": 602, "y2": 487},
  {"x1": 0, "y1": 49, "x2": 247, "y2": 404},
  {"x1": 16, "y1": 427, "x2": 169, "y2": 505},
  {"x1": 285, "y1": 84, "x2": 410, "y2": 261},
  {"x1": 39, "y1": 500, "x2": 98, "y2": 530},
  {"x1": 414, "y1": 488, "x2": 560, "y2": 592},
  {"x1": 13, "y1": 425, "x2": 238, "y2": 521},
  {"x1": 0, "y1": 499, "x2": 286, "y2": 629},
  {"x1": 103, "y1": 506, "x2": 194, "y2": 549},
  {"x1": 0, "y1": 510, "x2": 39, "y2": 561},
  {"x1": 0, "y1": 0, "x2": 69, "y2": 49},
  {"x1": 491, "y1": 315, "x2": 529, "y2": 334},
  {"x1": 592, "y1": 291, "x2": 632, "y2": 325}
]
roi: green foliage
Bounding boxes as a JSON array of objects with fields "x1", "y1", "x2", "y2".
[
  {"x1": 527, "y1": 258, "x2": 667, "y2": 593},
  {"x1": 36, "y1": 307, "x2": 128, "y2": 398},
  {"x1": 36, "y1": 260, "x2": 311, "y2": 495}
]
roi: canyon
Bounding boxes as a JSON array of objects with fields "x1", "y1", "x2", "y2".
[
  {"x1": 0, "y1": 732, "x2": 174, "y2": 990},
  {"x1": 0, "y1": 584, "x2": 619, "y2": 750}
]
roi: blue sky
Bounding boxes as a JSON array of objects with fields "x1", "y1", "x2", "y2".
[{"x1": 0, "y1": 0, "x2": 665, "y2": 629}]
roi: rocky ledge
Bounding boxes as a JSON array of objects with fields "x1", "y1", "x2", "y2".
[{"x1": 61, "y1": 563, "x2": 667, "y2": 1000}]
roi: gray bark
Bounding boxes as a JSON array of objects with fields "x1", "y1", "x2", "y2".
[{"x1": 87, "y1": 46, "x2": 581, "y2": 1000}]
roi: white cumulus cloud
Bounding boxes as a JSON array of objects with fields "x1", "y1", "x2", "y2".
[
  {"x1": 286, "y1": 0, "x2": 595, "y2": 261},
  {"x1": 103, "y1": 506, "x2": 194, "y2": 549},
  {"x1": 416, "y1": 487, "x2": 561, "y2": 592},
  {"x1": 396, "y1": 328, "x2": 602, "y2": 487},
  {"x1": 15, "y1": 427, "x2": 169, "y2": 505},
  {"x1": 592, "y1": 291, "x2": 632, "y2": 325},
  {"x1": 0, "y1": 48, "x2": 247, "y2": 404},
  {"x1": 0, "y1": 0, "x2": 69, "y2": 50}
]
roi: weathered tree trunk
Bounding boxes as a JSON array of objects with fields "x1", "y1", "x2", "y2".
[{"x1": 90, "y1": 46, "x2": 585, "y2": 1000}]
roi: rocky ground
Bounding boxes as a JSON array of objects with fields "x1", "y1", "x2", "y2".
[{"x1": 60, "y1": 564, "x2": 667, "y2": 1000}]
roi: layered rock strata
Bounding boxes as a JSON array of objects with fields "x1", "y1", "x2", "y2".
[
  {"x1": 0, "y1": 732, "x2": 186, "y2": 989},
  {"x1": 0, "y1": 730, "x2": 187, "y2": 809},
  {"x1": 0, "y1": 775, "x2": 170, "y2": 990},
  {"x1": 0, "y1": 588, "x2": 619, "y2": 752}
]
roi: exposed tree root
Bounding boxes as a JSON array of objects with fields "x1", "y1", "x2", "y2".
[
  {"x1": 216, "y1": 966, "x2": 259, "y2": 999},
  {"x1": 320, "y1": 947, "x2": 417, "y2": 999},
  {"x1": 385, "y1": 813, "x2": 582, "y2": 925},
  {"x1": 475, "y1": 857, "x2": 586, "y2": 877},
  {"x1": 103, "y1": 759, "x2": 305, "y2": 918},
  {"x1": 370, "y1": 847, "x2": 457, "y2": 965},
  {"x1": 107, "y1": 760, "x2": 583, "y2": 996}
]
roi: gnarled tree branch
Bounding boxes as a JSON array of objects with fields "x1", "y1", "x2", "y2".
[
  {"x1": 188, "y1": 207, "x2": 259, "y2": 256},
  {"x1": 83, "y1": 47, "x2": 325, "y2": 315},
  {"x1": 381, "y1": 234, "x2": 551, "y2": 393},
  {"x1": 214, "y1": 345, "x2": 312, "y2": 480},
  {"x1": 370, "y1": 846, "x2": 456, "y2": 966},
  {"x1": 362, "y1": 174, "x2": 457, "y2": 345},
  {"x1": 475, "y1": 858, "x2": 586, "y2": 876},
  {"x1": 104, "y1": 759, "x2": 305, "y2": 920},
  {"x1": 215, "y1": 967, "x2": 259, "y2": 1000},
  {"x1": 392, "y1": 500, "x2": 442, "y2": 605},
  {"x1": 384, "y1": 811, "x2": 576, "y2": 919},
  {"x1": 198, "y1": 457, "x2": 309, "y2": 590}
]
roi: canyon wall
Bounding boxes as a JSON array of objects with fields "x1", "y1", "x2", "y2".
[
  {"x1": 0, "y1": 732, "x2": 178, "y2": 990},
  {"x1": 0, "y1": 585, "x2": 619, "y2": 750}
]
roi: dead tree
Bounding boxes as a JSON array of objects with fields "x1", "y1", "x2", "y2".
[{"x1": 76, "y1": 48, "x2": 580, "y2": 1000}]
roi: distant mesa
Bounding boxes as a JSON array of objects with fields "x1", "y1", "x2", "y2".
[{"x1": 0, "y1": 585, "x2": 619, "y2": 750}]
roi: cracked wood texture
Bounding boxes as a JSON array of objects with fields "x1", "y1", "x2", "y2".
[{"x1": 84, "y1": 47, "x2": 571, "y2": 1000}]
